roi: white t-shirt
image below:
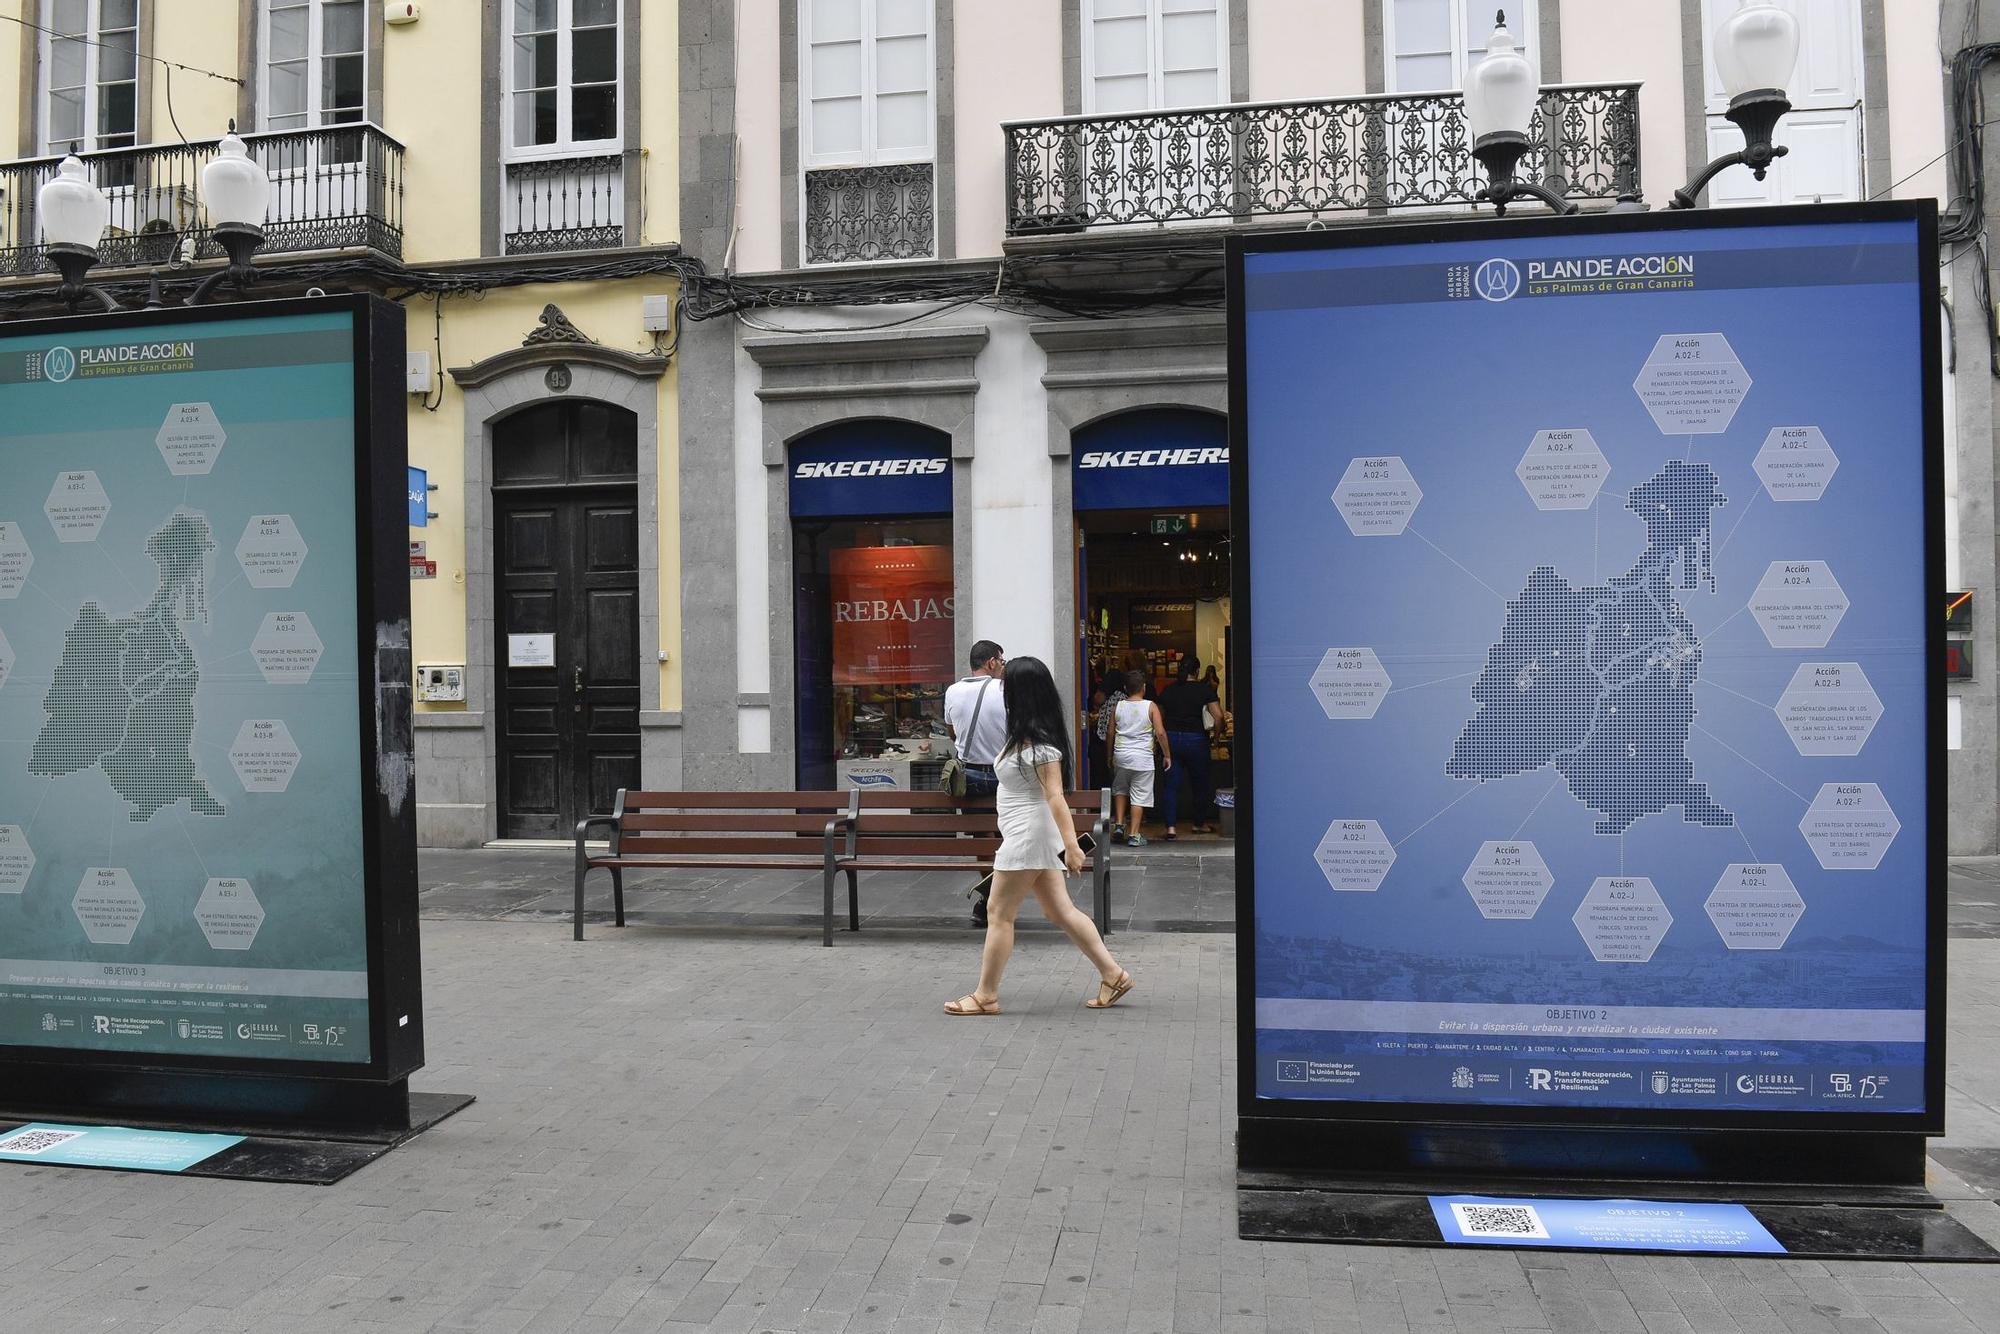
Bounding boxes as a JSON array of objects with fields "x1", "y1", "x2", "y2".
[
  {"x1": 943, "y1": 675, "x2": 1007, "y2": 766},
  {"x1": 1111, "y1": 699, "x2": 1156, "y2": 770}
]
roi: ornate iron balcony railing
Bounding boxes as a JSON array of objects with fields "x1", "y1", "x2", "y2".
[
  {"x1": 805, "y1": 163, "x2": 936, "y2": 264},
  {"x1": 0, "y1": 123, "x2": 404, "y2": 275},
  {"x1": 1004, "y1": 83, "x2": 1640, "y2": 235},
  {"x1": 503, "y1": 154, "x2": 626, "y2": 255}
]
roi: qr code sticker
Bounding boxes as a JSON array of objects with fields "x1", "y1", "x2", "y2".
[
  {"x1": 1450, "y1": 1202, "x2": 1550, "y2": 1240},
  {"x1": 0, "y1": 1128, "x2": 85, "y2": 1156}
]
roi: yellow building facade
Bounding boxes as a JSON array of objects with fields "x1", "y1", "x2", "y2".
[{"x1": 0, "y1": 1, "x2": 686, "y2": 845}]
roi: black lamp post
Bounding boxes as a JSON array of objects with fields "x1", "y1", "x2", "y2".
[
  {"x1": 1465, "y1": 11, "x2": 1577, "y2": 217},
  {"x1": 1670, "y1": 1, "x2": 1800, "y2": 208}
]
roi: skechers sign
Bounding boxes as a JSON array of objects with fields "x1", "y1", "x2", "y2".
[
  {"x1": 788, "y1": 421, "x2": 952, "y2": 517},
  {"x1": 1071, "y1": 408, "x2": 1230, "y2": 512}
]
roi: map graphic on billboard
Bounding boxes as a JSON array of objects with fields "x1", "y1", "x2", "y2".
[{"x1": 0, "y1": 311, "x2": 371, "y2": 1064}]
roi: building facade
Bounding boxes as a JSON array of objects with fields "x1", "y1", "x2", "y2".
[
  {"x1": 0, "y1": 1, "x2": 1989, "y2": 851},
  {"x1": 673, "y1": 0, "x2": 1963, "y2": 828},
  {"x1": 0, "y1": 0, "x2": 687, "y2": 848}
]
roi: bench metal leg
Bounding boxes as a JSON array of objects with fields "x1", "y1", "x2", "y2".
[
  {"x1": 573, "y1": 860, "x2": 589, "y2": 942},
  {"x1": 1095, "y1": 866, "x2": 1110, "y2": 937},
  {"x1": 847, "y1": 868, "x2": 860, "y2": 932},
  {"x1": 611, "y1": 867, "x2": 626, "y2": 927},
  {"x1": 823, "y1": 860, "x2": 835, "y2": 946}
]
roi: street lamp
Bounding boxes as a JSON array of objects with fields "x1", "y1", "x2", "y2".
[
  {"x1": 1466, "y1": 10, "x2": 1576, "y2": 216},
  {"x1": 36, "y1": 150, "x2": 118, "y2": 311},
  {"x1": 188, "y1": 124, "x2": 272, "y2": 304},
  {"x1": 1671, "y1": 0, "x2": 1799, "y2": 208}
]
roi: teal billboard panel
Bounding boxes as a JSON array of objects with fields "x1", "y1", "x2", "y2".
[{"x1": 0, "y1": 309, "x2": 380, "y2": 1067}]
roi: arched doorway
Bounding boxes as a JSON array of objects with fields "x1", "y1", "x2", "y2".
[
  {"x1": 788, "y1": 420, "x2": 956, "y2": 792},
  {"x1": 1071, "y1": 407, "x2": 1231, "y2": 833},
  {"x1": 492, "y1": 400, "x2": 641, "y2": 838}
]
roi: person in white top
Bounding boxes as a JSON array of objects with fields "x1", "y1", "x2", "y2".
[
  {"x1": 1107, "y1": 670, "x2": 1170, "y2": 846},
  {"x1": 944, "y1": 656, "x2": 1133, "y2": 1016},
  {"x1": 944, "y1": 640, "x2": 1008, "y2": 924}
]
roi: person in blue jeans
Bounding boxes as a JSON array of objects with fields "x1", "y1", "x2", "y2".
[{"x1": 1156, "y1": 656, "x2": 1223, "y2": 839}]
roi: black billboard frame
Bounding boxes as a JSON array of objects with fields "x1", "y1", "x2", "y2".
[
  {"x1": 0, "y1": 294, "x2": 427, "y2": 1136},
  {"x1": 1227, "y1": 201, "x2": 1946, "y2": 1186}
]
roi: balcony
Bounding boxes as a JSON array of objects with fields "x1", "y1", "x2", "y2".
[
  {"x1": 504, "y1": 154, "x2": 625, "y2": 255},
  {"x1": 1004, "y1": 83, "x2": 1640, "y2": 236},
  {"x1": 0, "y1": 124, "x2": 403, "y2": 276}
]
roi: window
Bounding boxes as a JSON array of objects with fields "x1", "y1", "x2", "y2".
[
  {"x1": 1384, "y1": 0, "x2": 1538, "y2": 93},
  {"x1": 506, "y1": 0, "x2": 620, "y2": 156},
  {"x1": 1084, "y1": 0, "x2": 1225, "y2": 116},
  {"x1": 261, "y1": 0, "x2": 365, "y2": 131},
  {"x1": 39, "y1": 0, "x2": 137, "y2": 154},
  {"x1": 804, "y1": 0, "x2": 932, "y2": 167}
]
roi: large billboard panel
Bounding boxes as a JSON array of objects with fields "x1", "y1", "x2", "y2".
[
  {"x1": 0, "y1": 299, "x2": 416, "y2": 1081},
  {"x1": 1232, "y1": 204, "x2": 1942, "y2": 1129}
]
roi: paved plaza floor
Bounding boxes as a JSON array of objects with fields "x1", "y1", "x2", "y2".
[{"x1": 1, "y1": 849, "x2": 1999, "y2": 1333}]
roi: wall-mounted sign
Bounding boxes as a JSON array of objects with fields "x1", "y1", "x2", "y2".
[
  {"x1": 789, "y1": 421, "x2": 952, "y2": 518},
  {"x1": 1073, "y1": 408, "x2": 1228, "y2": 512},
  {"x1": 1150, "y1": 514, "x2": 1191, "y2": 535},
  {"x1": 1946, "y1": 589, "x2": 1972, "y2": 632},
  {"x1": 409, "y1": 540, "x2": 436, "y2": 580},
  {"x1": 407, "y1": 466, "x2": 428, "y2": 527},
  {"x1": 507, "y1": 633, "x2": 556, "y2": 667}
]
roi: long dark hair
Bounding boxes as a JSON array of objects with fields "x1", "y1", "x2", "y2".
[{"x1": 999, "y1": 655, "x2": 1072, "y2": 786}]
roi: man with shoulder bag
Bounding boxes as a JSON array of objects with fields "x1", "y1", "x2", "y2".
[{"x1": 943, "y1": 640, "x2": 1007, "y2": 925}]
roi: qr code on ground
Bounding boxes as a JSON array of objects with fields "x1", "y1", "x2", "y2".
[
  {"x1": 1450, "y1": 1202, "x2": 1550, "y2": 1240},
  {"x1": 0, "y1": 1128, "x2": 85, "y2": 1156}
]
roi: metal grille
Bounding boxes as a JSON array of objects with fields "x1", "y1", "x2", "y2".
[
  {"x1": 1004, "y1": 84, "x2": 1640, "y2": 235},
  {"x1": 804, "y1": 163, "x2": 936, "y2": 264},
  {"x1": 0, "y1": 124, "x2": 405, "y2": 274},
  {"x1": 504, "y1": 155, "x2": 625, "y2": 255}
]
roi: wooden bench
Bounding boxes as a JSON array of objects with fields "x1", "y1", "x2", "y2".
[
  {"x1": 828, "y1": 790, "x2": 1113, "y2": 946},
  {"x1": 572, "y1": 791, "x2": 854, "y2": 942},
  {"x1": 573, "y1": 788, "x2": 1114, "y2": 945}
]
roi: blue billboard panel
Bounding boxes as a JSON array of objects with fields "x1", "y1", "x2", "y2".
[{"x1": 1239, "y1": 212, "x2": 1936, "y2": 1120}]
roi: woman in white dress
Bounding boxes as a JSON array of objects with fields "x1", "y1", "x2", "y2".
[{"x1": 945, "y1": 656, "x2": 1133, "y2": 1015}]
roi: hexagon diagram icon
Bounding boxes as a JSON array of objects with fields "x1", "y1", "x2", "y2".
[
  {"x1": 1310, "y1": 647, "x2": 1391, "y2": 720},
  {"x1": 194, "y1": 878, "x2": 264, "y2": 950},
  {"x1": 1633, "y1": 333, "x2": 1752, "y2": 435},
  {"x1": 1775, "y1": 662, "x2": 1882, "y2": 757},
  {"x1": 44, "y1": 470, "x2": 109, "y2": 542},
  {"x1": 1314, "y1": 819, "x2": 1395, "y2": 892},
  {"x1": 1800, "y1": 782, "x2": 1900, "y2": 870},
  {"x1": 156, "y1": 402, "x2": 226, "y2": 476},
  {"x1": 0, "y1": 825, "x2": 33, "y2": 893},
  {"x1": 1573, "y1": 877, "x2": 1672, "y2": 963},
  {"x1": 229, "y1": 719, "x2": 302, "y2": 793},
  {"x1": 1704, "y1": 864, "x2": 1804, "y2": 950},
  {"x1": 1332, "y1": 457, "x2": 1421, "y2": 537},
  {"x1": 252, "y1": 612, "x2": 323, "y2": 684},
  {"x1": 74, "y1": 867, "x2": 144, "y2": 945},
  {"x1": 1749, "y1": 561, "x2": 1848, "y2": 649},
  {"x1": 1515, "y1": 429, "x2": 1609, "y2": 511},
  {"x1": 1462, "y1": 841, "x2": 1554, "y2": 920},
  {"x1": 235, "y1": 514, "x2": 307, "y2": 589},
  {"x1": 1753, "y1": 426, "x2": 1839, "y2": 502},
  {"x1": 0, "y1": 521, "x2": 32, "y2": 598}
]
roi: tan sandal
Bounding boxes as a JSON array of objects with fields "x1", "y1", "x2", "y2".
[
  {"x1": 1085, "y1": 971, "x2": 1134, "y2": 1009},
  {"x1": 944, "y1": 993, "x2": 1000, "y2": 1016}
]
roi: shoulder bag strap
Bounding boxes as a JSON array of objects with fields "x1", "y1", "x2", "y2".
[{"x1": 961, "y1": 678, "x2": 994, "y2": 763}]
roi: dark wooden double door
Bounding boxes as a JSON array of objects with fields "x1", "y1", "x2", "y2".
[{"x1": 494, "y1": 401, "x2": 641, "y2": 839}]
